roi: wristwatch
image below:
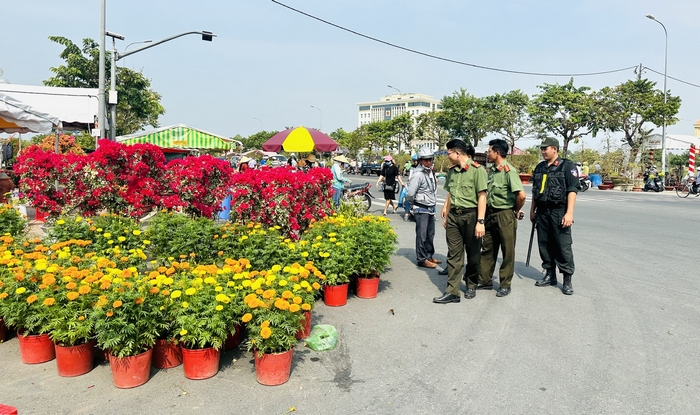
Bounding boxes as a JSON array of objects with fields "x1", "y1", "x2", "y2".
[{"x1": 477, "y1": 218, "x2": 485, "y2": 224}]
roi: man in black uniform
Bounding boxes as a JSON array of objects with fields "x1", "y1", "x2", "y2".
[{"x1": 529, "y1": 137, "x2": 579, "y2": 295}]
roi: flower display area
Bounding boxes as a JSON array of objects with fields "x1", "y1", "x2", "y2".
[{"x1": 0, "y1": 143, "x2": 397, "y2": 387}]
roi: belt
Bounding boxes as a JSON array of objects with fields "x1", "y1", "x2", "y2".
[
  {"x1": 450, "y1": 207, "x2": 476, "y2": 214},
  {"x1": 487, "y1": 207, "x2": 511, "y2": 213}
]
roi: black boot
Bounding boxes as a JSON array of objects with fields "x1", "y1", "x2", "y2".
[
  {"x1": 562, "y1": 274, "x2": 573, "y2": 295},
  {"x1": 535, "y1": 268, "x2": 557, "y2": 287}
]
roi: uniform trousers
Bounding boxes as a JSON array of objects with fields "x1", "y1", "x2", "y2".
[
  {"x1": 445, "y1": 209, "x2": 481, "y2": 295},
  {"x1": 535, "y1": 206, "x2": 575, "y2": 275},
  {"x1": 480, "y1": 208, "x2": 517, "y2": 289}
]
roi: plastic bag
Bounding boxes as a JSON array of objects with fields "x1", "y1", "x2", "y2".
[{"x1": 305, "y1": 324, "x2": 338, "y2": 351}]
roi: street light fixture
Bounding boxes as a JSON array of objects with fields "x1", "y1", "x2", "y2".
[
  {"x1": 253, "y1": 117, "x2": 262, "y2": 131},
  {"x1": 646, "y1": 13, "x2": 668, "y2": 181},
  {"x1": 387, "y1": 84, "x2": 402, "y2": 96},
  {"x1": 310, "y1": 106, "x2": 322, "y2": 131},
  {"x1": 122, "y1": 40, "x2": 152, "y2": 67}
]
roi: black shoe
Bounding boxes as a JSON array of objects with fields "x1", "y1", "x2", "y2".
[
  {"x1": 438, "y1": 268, "x2": 448, "y2": 275},
  {"x1": 562, "y1": 274, "x2": 573, "y2": 295},
  {"x1": 464, "y1": 288, "x2": 476, "y2": 299},
  {"x1": 432, "y1": 292, "x2": 460, "y2": 304},
  {"x1": 476, "y1": 283, "x2": 494, "y2": 290},
  {"x1": 535, "y1": 269, "x2": 558, "y2": 287},
  {"x1": 496, "y1": 288, "x2": 511, "y2": 297}
]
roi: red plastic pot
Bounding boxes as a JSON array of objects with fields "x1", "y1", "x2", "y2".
[
  {"x1": 18, "y1": 332, "x2": 55, "y2": 364},
  {"x1": 152, "y1": 339, "x2": 182, "y2": 369},
  {"x1": 356, "y1": 276, "x2": 380, "y2": 299},
  {"x1": 323, "y1": 283, "x2": 349, "y2": 307},
  {"x1": 55, "y1": 341, "x2": 94, "y2": 377},
  {"x1": 295, "y1": 311, "x2": 312, "y2": 339},
  {"x1": 108, "y1": 349, "x2": 153, "y2": 388},
  {"x1": 0, "y1": 404, "x2": 18, "y2": 414},
  {"x1": 254, "y1": 348, "x2": 294, "y2": 386},
  {"x1": 181, "y1": 346, "x2": 220, "y2": 380},
  {"x1": 224, "y1": 323, "x2": 244, "y2": 350}
]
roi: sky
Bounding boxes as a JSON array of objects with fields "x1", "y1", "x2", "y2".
[{"x1": 2, "y1": 0, "x2": 700, "y2": 151}]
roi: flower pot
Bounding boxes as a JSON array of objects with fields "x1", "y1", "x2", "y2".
[
  {"x1": 518, "y1": 174, "x2": 532, "y2": 184},
  {"x1": 296, "y1": 311, "x2": 312, "y2": 339},
  {"x1": 181, "y1": 346, "x2": 220, "y2": 380},
  {"x1": 224, "y1": 323, "x2": 244, "y2": 350},
  {"x1": 0, "y1": 318, "x2": 7, "y2": 343},
  {"x1": 55, "y1": 342, "x2": 94, "y2": 377},
  {"x1": 152, "y1": 339, "x2": 182, "y2": 369},
  {"x1": 597, "y1": 184, "x2": 613, "y2": 190},
  {"x1": 356, "y1": 276, "x2": 380, "y2": 299},
  {"x1": 0, "y1": 404, "x2": 18, "y2": 415},
  {"x1": 18, "y1": 332, "x2": 55, "y2": 364},
  {"x1": 254, "y1": 348, "x2": 294, "y2": 386},
  {"x1": 34, "y1": 207, "x2": 47, "y2": 222},
  {"x1": 323, "y1": 283, "x2": 349, "y2": 307},
  {"x1": 94, "y1": 345, "x2": 110, "y2": 362},
  {"x1": 108, "y1": 349, "x2": 153, "y2": 389}
]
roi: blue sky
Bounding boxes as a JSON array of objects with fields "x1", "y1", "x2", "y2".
[{"x1": 2, "y1": 0, "x2": 699, "y2": 151}]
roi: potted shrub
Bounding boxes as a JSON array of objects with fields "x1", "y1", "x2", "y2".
[
  {"x1": 303, "y1": 216, "x2": 352, "y2": 306},
  {"x1": 345, "y1": 215, "x2": 396, "y2": 299}
]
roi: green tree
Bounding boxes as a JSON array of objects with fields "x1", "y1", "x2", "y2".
[
  {"x1": 529, "y1": 78, "x2": 602, "y2": 154},
  {"x1": 365, "y1": 120, "x2": 394, "y2": 153},
  {"x1": 416, "y1": 111, "x2": 450, "y2": 150},
  {"x1": 43, "y1": 36, "x2": 165, "y2": 136},
  {"x1": 242, "y1": 130, "x2": 277, "y2": 150},
  {"x1": 331, "y1": 128, "x2": 364, "y2": 158},
  {"x1": 438, "y1": 88, "x2": 488, "y2": 146},
  {"x1": 390, "y1": 112, "x2": 414, "y2": 154},
  {"x1": 483, "y1": 90, "x2": 533, "y2": 149},
  {"x1": 598, "y1": 79, "x2": 681, "y2": 153}
]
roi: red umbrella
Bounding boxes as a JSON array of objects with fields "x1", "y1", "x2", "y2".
[{"x1": 262, "y1": 126, "x2": 338, "y2": 153}]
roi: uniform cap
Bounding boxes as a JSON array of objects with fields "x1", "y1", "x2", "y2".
[{"x1": 540, "y1": 137, "x2": 560, "y2": 148}]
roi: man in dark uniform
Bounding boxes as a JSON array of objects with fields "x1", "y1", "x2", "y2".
[
  {"x1": 433, "y1": 139, "x2": 487, "y2": 304},
  {"x1": 529, "y1": 137, "x2": 579, "y2": 295},
  {"x1": 479, "y1": 139, "x2": 526, "y2": 297}
]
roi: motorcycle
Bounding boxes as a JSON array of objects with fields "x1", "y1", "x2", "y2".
[
  {"x1": 578, "y1": 175, "x2": 592, "y2": 192},
  {"x1": 643, "y1": 167, "x2": 664, "y2": 192},
  {"x1": 342, "y1": 182, "x2": 375, "y2": 211}
]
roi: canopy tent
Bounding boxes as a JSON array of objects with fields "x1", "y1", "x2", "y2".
[
  {"x1": 0, "y1": 84, "x2": 98, "y2": 131},
  {"x1": 646, "y1": 133, "x2": 700, "y2": 151},
  {"x1": 117, "y1": 124, "x2": 242, "y2": 150},
  {"x1": 0, "y1": 92, "x2": 61, "y2": 134}
]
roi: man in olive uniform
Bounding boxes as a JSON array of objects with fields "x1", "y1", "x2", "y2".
[
  {"x1": 479, "y1": 139, "x2": 526, "y2": 297},
  {"x1": 433, "y1": 139, "x2": 487, "y2": 304},
  {"x1": 529, "y1": 137, "x2": 579, "y2": 295}
]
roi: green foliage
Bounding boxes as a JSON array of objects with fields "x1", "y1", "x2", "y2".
[
  {"x1": 331, "y1": 128, "x2": 364, "y2": 158},
  {"x1": 508, "y1": 146, "x2": 541, "y2": 174},
  {"x1": 212, "y1": 223, "x2": 302, "y2": 270},
  {"x1": 242, "y1": 130, "x2": 278, "y2": 150},
  {"x1": 484, "y1": 90, "x2": 533, "y2": 147},
  {"x1": 43, "y1": 36, "x2": 165, "y2": 135},
  {"x1": 46, "y1": 215, "x2": 92, "y2": 242},
  {"x1": 416, "y1": 111, "x2": 450, "y2": 149},
  {"x1": 0, "y1": 205, "x2": 27, "y2": 238},
  {"x1": 391, "y1": 112, "x2": 415, "y2": 152},
  {"x1": 146, "y1": 212, "x2": 218, "y2": 264},
  {"x1": 438, "y1": 88, "x2": 488, "y2": 146}
]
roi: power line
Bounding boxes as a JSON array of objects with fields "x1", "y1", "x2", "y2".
[
  {"x1": 644, "y1": 67, "x2": 700, "y2": 89},
  {"x1": 272, "y1": 0, "x2": 636, "y2": 77}
]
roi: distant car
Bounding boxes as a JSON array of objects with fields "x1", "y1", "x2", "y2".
[
  {"x1": 360, "y1": 163, "x2": 382, "y2": 176},
  {"x1": 266, "y1": 155, "x2": 288, "y2": 167}
]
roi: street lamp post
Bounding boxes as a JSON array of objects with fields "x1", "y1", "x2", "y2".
[
  {"x1": 253, "y1": 117, "x2": 262, "y2": 131},
  {"x1": 106, "y1": 31, "x2": 124, "y2": 141},
  {"x1": 98, "y1": 0, "x2": 107, "y2": 140},
  {"x1": 122, "y1": 40, "x2": 152, "y2": 67},
  {"x1": 387, "y1": 84, "x2": 402, "y2": 96},
  {"x1": 646, "y1": 13, "x2": 668, "y2": 182},
  {"x1": 310, "y1": 106, "x2": 322, "y2": 131}
]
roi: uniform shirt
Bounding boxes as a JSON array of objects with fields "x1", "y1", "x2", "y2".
[
  {"x1": 444, "y1": 159, "x2": 487, "y2": 209},
  {"x1": 486, "y1": 161, "x2": 524, "y2": 209}
]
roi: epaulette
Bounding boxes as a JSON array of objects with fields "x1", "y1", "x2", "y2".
[
  {"x1": 503, "y1": 164, "x2": 511, "y2": 173},
  {"x1": 471, "y1": 161, "x2": 481, "y2": 168}
]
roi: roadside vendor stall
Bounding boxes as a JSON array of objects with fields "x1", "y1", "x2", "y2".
[{"x1": 117, "y1": 124, "x2": 241, "y2": 160}]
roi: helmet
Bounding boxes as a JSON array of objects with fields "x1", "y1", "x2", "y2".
[
  {"x1": 417, "y1": 147, "x2": 434, "y2": 160},
  {"x1": 411, "y1": 154, "x2": 418, "y2": 161},
  {"x1": 576, "y1": 162, "x2": 582, "y2": 166},
  {"x1": 290, "y1": 153, "x2": 296, "y2": 159}
]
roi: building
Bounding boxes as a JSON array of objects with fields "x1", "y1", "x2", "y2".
[{"x1": 357, "y1": 93, "x2": 443, "y2": 152}]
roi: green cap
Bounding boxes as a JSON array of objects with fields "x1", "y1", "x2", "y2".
[{"x1": 540, "y1": 137, "x2": 560, "y2": 148}]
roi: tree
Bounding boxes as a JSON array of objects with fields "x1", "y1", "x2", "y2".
[
  {"x1": 484, "y1": 90, "x2": 533, "y2": 149},
  {"x1": 598, "y1": 79, "x2": 681, "y2": 154},
  {"x1": 390, "y1": 112, "x2": 414, "y2": 153},
  {"x1": 529, "y1": 78, "x2": 602, "y2": 154},
  {"x1": 43, "y1": 36, "x2": 165, "y2": 136},
  {"x1": 416, "y1": 111, "x2": 450, "y2": 149},
  {"x1": 365, "y1": 121, "x2": 394, "y2": 153},
  {"x1": 331, "y1": 128, "x2": 363, "y2": 158},
  {"x1": 242, "y1": 130, "x2": 277, "y2": 150},
  {"x1": 438, "y1": 88, "x2": 488, "y2": 146}
]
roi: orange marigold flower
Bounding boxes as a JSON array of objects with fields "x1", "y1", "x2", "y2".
[
  {"x1": 106, "y1": 310, "x2": 114, "y2": 317},
  {"x1": 289, "y1": 304, "x2": 300, "y2": 313},
  {"x1": 43, "y1": 297, "x2": 55, "y2": 306},
  {"x1": 260, "y1": 326, "x2": 272, "y2": 339},
  {"x1": 293, "y1": 296, "x2": 303, "y2": 304},
  {"x1": 78, "y1": 315, "x2": 85, "y2": 321},
  {"x1": 312, "y1": 282, "x2": 321, "y2": 290},
  {"x1": 135, "y1": 297, "x2": 143, "y2": 304},
  {"x1": 149, "y1": 287, "x2": 160, "y2": 294},
  {"x1": 26, "y1": 294, "x2": 38, "y2": 304},
  {"x1": 262, "y1": 289, "x2": 276, "y2": 299},
  {"x1": 161, "y1": 289, "x2": 170, "y2": 297},
  {"x1": 261, "y1": 320, "x2": 270, "y2": 328},
  {"x1": 241, "y1": 313, "x2": 252, "y2": 323},
  {"x1": 100, "y1": 281, "x2": 111, "y2": 290},
  {"x1": 0, "y1": 292, "x2": 8, "y2": 300},
  {"x1": 281, "y1": 290, "x2": 294, "y2": 299},
  {"x1": 301, "y1": 303, "x2": 311, "y2": 311},
  {"x1": 113, "y1": 300, "x2": 123, "y2": 308},
  {"x1": 66, "y1": 282, "x2": 78, "y2": 290},
  {"x1": 78, "y1": 285, "x2": 91, "y2": 295},
  {"x1": 66, "y1": 292, "x2": 80, "y2": 301}
]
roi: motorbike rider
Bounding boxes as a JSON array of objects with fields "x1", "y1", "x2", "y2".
[{"x1": 407, "y1": 147, "x2": 439, "y2": 268}]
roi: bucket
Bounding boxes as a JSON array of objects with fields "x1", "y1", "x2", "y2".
[
  {"x1": 356, "y1": 276, "x2": 380, "y2": 299},
  {"x1": 323, "y1": 283, "x2": 349, "y2": 307},
  {"x1": 18, "y1": 332, "x2": 55, "y2": 364},
  {"x1": 254, "y1": 348, "x2": 294, "y2": 386},
  {"x1": 109, "y1": 349, "x2": 153, "y2": 388},
  {"x1": 55, "y1": 342, "x2": 94, "y2": 377},
  {"x1": 181, "y1": 346, "x2": 220, "y2": 380}
]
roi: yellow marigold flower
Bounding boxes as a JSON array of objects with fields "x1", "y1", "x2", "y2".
[
  {"x1": 78, "y1": 315, "x2": 85, "y2": 321},
  {"x1": 171, "y1": 290, "x2": 182, "y2": 299},
  {"x1": 78, "y1": 285, "x2": 91, "y2": 295},
  {"x1": 301, "y1": 252, "x2": 309, "y2": 258},
  {"x1": 289, "y1": 304, "x2": 300, "y2": 313},
  {"x1": 260, "y1": 326, "x2": 272, "y2": 339},
  {"x1": 132, "y1": 230, "x2": 141, "y2": 236},
  {"x1": 203, "y1": 277, "x2": 216, "y2": 285},
  {"x1": 35, "y1": 262, "x2": 47, "y2": 271},
  {"x1": 117, "y1": 236, "x2": 126, "y2": 242},
  {"x1": 215, "y1": 305, "x2": 224, "y2": 311},
  {"x1": 103, "y1": 233, "x2": 111, "y2": 238},
  {"x1": 278, "y1": 279, "x2": 288, "y2": 287},
  {"x1": 56, "y1": 219, "x2": 66, "y2": 225},
  {"x1": 180, "y1": 329, "x2": 188, "y2": 336},
  {"x1": 26, "y1": 294, "x2": 38, "y2": 304},
  {"x1": 242, "y1": 313, "x2": 253, "y2": 323},
  {"x1": 113, "y1": 300, "x2": 123, "y2": 308},
  {"x1": 301, "y1": 303, "x2": 311, "y2": 311},
  {"x1": 15, "y1": 287, "x2": 27, "y2": 294},
  {"x1": 66, "y1": 292, "x2": 79, "y2": 301},
  {"x1": 185, "y1": 287, "x2": 197, "y2": 296},
  {"x1": 214, "y1": 286, "x2": 223, "y2": 292},
  {"x1": 182, "y1": 302, "x2": 189, "y2": 308},
  {"x1": 261, "y1": 320, "x2": 270, "y2": 328}
]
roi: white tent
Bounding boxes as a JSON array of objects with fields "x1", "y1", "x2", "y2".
[
  {"x1": 0, "y1": 92, "x2": 60, "y2": 134},
  {"x1": 646, "y1": 133, "x2": 700, "y2": 151},
  {"x1": 0, "y1": 84, "x2": 98, "y2": 131}
]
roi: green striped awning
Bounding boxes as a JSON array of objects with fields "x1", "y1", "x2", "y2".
[{"x1": 116, "y1": 124, "x2": 241, "y2": 149}]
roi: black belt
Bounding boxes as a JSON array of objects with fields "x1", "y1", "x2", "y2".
[
  {"x1": 487, "y1": 207, "x2": 511, "y2": 213},
  {"x1": 450, "y1": 207, "x2": 476, "y2": 214}
]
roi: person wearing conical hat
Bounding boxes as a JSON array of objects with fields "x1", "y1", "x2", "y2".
[
  {"x1": 331, "y1": 155, "x2": 351, "y2": 207},
  {"x1": 238, "y1": 156, "x2": 251, "y2": 172},
  {"x1": 305, "y1": 154, "x2": 318, "y2": 169}
]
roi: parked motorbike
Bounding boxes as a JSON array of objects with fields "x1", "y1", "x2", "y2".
[
  {"x1": 579, "y1": 176, "x2": 592, "y2": 192},
  {"x1": 643, "y1": 167, "x2": 664, "y2": 192},
  {"x1": 342, "y1": 182, "x2": 374, "y2": 211}
]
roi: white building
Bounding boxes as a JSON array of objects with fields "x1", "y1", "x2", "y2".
[{"x1": 357, "y1": 93, "x2": 443, "y2": 152}]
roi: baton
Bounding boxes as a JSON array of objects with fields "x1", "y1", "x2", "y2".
[{"x1": 525, "y1": 220, "x2": 536, "y2": 267}]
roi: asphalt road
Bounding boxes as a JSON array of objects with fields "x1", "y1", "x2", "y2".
[{"x1": 1, "y1": 183, "x2": 698, "y2": 415}]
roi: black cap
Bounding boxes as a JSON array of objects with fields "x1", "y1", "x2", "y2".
[{"x1": 540, "y1": 137, "x2": 560, "y2": 148}]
